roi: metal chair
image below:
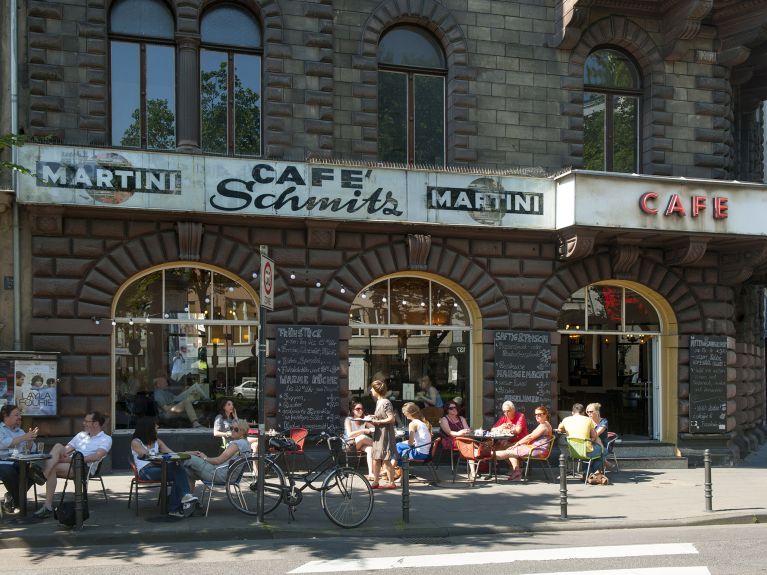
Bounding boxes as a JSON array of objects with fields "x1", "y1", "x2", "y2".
[
  {"x1": 406, "y1": 436, "x2": 441, "y2": 484},
  {"x1": 452, "y1": 436, "x2": 496, "y2": 486},
  {"x1": 566, "y1": 437, "x2": 603, "y2": 484},
  {"x1": 200, "y1": 458, "x2": 246, "y2": 516},
  {"x1": 521, "y1": 438, "x2": 555, "y2": 482},
  {"x1": 604, "y1": 431, "x2": 620, "y2": 472},
  {"x1": 127, "y1": 462, "x2": 168, "y2": 515},
  {"x1": 62, "y1": 457, "x2": 108, "y2": 503}
]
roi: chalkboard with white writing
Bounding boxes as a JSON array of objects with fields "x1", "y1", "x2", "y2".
[
  {"x1": 689, "y1": 335, "x2": 727, "y2": 433},
  {"x1": 276, "y1": 325, "x2": 340, "y2": 433},
  {"x1": 494, "y1": 331, "x2": 551, "y2": 429}
]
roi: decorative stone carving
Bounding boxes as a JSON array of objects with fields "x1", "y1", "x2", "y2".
[
  {"x1": 664, "y1": 238, "x2": 709, "y2": 267},
  {"x1": 549, "y1": 0, "x2": 594, "y2": 49},
  {"x1": 720, "y1": 241, "x2": 767, "y2": 285},
  {"x1": 407, "y1": 234, "x2": 431, "y2": 270},
  {"x1": 662, "y1": 0, "x2": 713, "y2": 60},
  {"x1": 306, "y1": 221, "x2": 337, "y2": 249},
  {"x1": 611, "y1": 240, "x2": 642, "y2": 274},
  {"x1": 30, "y1": 206, "x2": 63, "y2": 235},
  {"x1": 177, "y1": 222, "x2": 204, "y2": 261},
  {"x1": 558, "y1": 228, "x2": 598, "y2": 261}
]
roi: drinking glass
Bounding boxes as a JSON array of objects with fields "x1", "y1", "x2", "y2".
[{"x1": 36, "y1": 442, "x2": 45, "y2": 454}]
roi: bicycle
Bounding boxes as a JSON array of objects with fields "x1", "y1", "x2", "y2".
[{"x1": 224, "y1": 431, "x2": 374, "y2": 528}]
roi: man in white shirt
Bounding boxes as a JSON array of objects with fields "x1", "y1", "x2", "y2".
[{"x1": 33, "y1": 411, "x2": 112, "y2": 518}]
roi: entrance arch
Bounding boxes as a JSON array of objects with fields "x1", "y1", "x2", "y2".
[
  {"x1": 348, "y1": 272, "x2": 482, "y2": 425},
  {"x1": 111, "y1": 263, "x2": 260, "y2": 429},
  {"x1": 557, "y1": 280, "x2": 678, "y2": 442}
]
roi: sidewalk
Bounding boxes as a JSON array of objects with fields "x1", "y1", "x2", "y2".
[{"x1": 2, "y1": 443, "x2": 765, "y2": 549}]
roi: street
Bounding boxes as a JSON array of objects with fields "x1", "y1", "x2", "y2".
[{"x1": 1, "y1": 523, "x2": 765, "y2": 574}]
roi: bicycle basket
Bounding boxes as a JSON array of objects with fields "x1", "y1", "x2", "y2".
[
  {"x1": 327, "y1": 435, "x2": 345, "y2": 457},
  {"x1": 269, "y1": 436, "x2": 298, "y2": 451}
]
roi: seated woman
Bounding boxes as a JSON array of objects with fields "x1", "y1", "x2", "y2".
[
  {"x1": 494, "y1": 405, "x2": 553, "y2": 481},
  {"x1": 438, "y1": 401, "x2": 471, "y2": 451},
  {"x1": 587, "y1": 402, "x2": 608, "y2": 446},
  {"x1": 491, "y1": 400, "x2": 528, "y2": 449},
  {"x1": 344, "y1": 402, "x2": 375, "y2": 479},
  {"x1": 183, "y1": 421, "x2": 252, "y2": 490},
  {"x1": 414, "y1": 375, "x2": 443, "y2": 408},
  {"x1": 0, "y1": 405, "x2": 40, "y2": 514},
  {"x1": 395, "y1": 402, "x2": 433, "y2": 466},
  {"x1": 131, "y1": 416, "x2": 199, "y2": 518}
]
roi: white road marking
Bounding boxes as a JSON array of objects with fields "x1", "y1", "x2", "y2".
[
  {"x1": 288, "y1": 543, "x2": 699, "y2": 573},
  {"x1": 521, "y1": 568, "x2": 711, "y2": 575}
]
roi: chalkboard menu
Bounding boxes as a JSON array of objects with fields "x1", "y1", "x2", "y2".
[
  {"x1": 276, "y1": 325, "x2": 340, "y2": 433},
  {"x1": 494, "y1": 331, "x2": 551, "y2": 429},
  {"x1": 689, "y1": 335, "x2": 727, "y2": 433}
]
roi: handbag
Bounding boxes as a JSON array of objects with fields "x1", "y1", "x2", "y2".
[
  {"x1": 54, "y1": 451, "x2": 90, "y2": 527},
  {"x1": 586, "y1": 470, "x2": 610, "y2": 486}
]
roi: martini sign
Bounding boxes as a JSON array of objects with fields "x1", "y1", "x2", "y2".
[{"x1": 260, "y1": 255, "x2": 275, "y2": 311}]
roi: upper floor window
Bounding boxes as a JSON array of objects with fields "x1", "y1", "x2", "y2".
[
  {"x1": 583, "y1": 48, "x2": 641, "y2": 173},
  {"x1": 200, "y1": 4, "x2": 262, "y2": 156},
  {"x1": 110, "y1": 0, "x2": 176, "y2": 150},
  {"x1": 378, "y1": 26, "x2": 446, "y2": 165}
]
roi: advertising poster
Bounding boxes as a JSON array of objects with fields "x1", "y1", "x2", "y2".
[{"x1": 13, "y1": 359, "x2": 58, "y2": 417}]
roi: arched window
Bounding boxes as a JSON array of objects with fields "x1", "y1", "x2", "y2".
[
  {"x1": 113, "y1": 266, "x2": 259, "y2": 429},
  {"x1": 349, "y1": 277, "x2": 470, "y2": 420},
  {"x1": 200, "y1": 4, "x2": 262, "y2": 156},
  {"x1": 378, "y1": 26, "x2": 446, "y2": 165},
  {"x1": 583, "y1": 48, "x2": 641, "y2": 173},
  {"x1": 110, "y1": 0, "x2": 176, "y2": 150}
]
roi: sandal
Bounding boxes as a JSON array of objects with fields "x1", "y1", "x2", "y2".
[
  {"x1": 508, "y1": 470, "x2": 523, "y2": 481},
  {"x1": 378, "y1": 483, "x2": 397, "y2": 489}
]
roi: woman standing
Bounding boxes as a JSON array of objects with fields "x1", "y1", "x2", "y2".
[
  {"x1": 396, "y1": 402, "x2": 432, "y2": 464},
  {"x1": 131, "y1": 416, "x2": 198, "y2": 518},
  {"x1": 368, "y1": 380, "x2": 397, "y2": 489},
  {"x1": 344, "y1": 402, "x2": 375, "y2": 479},
  {"x1": 494, "y1": 406, "x2": 553, "y2": 481},
  {"x1": 438, "y1": 401, "x2": 471, "y2": 451}
]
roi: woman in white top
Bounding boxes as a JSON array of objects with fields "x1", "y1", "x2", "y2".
[
  {"x1": 131, "y1": 416, "x2": 200, "y2": 517},
  {"x1": 395, "y1": 402, "x2": 432, "y2": 465},
  {"x1": 344, "y1": 402, "x2": 375, "y2": 479}
]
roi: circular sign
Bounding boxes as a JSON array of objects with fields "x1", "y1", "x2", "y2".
[{"x1": 263, "y1": 260, "x2": 273, "y2": 297}]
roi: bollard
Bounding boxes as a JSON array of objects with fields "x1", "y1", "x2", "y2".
[
  {"x1": 73, "y1": 451, "x2": 84, "y2": 530},
  {"x1": 559, "y1": 453, "x2": 567, "y2": 520},
  {"x1": 402, "y1": 451, "x2": 410, "y2": 524},
  {"x1": 704, "y1": 449, "x2": 712, "y2": 512}
]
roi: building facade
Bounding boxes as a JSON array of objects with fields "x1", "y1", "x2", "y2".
[{"x1": 2, "y1": 0, "x2": 767, "y2": 464}]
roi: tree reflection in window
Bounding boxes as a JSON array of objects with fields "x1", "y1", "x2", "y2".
[
  {"x1": 110, "y1": 0, "x2": 176, "y2": 149},
  {"x1": 200, "y1": 5, "x2": 262, "y2": 157},
  {"x1": 378, "y1": 26, "x2": 446, "y2": 165},
  {"x1": 583, "y1": 49, "x2": 640, "y2": 173}
]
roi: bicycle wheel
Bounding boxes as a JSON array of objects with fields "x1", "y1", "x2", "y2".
[
  {"x1": 320, "y1": 467, "x2": 373, "y2": 528},
  {"x1": 226, "y1": 455, "x2": 285, "y2": 516}
]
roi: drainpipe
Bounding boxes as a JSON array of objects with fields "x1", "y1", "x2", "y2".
[{"x1": 10, "y1": 0, "x2": 21, "y2": 350}]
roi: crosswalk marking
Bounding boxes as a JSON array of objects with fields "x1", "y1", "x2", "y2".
[
  {"x1": 288, "y1": 543, "x2": 698, "y2": 573},
  {"x1": 520, "y1": 568, "x2": 711, "y2": 575}
]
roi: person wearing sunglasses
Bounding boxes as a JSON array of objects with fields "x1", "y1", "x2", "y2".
[
  {"x1": 131, "y1": 416, "x2": 199, "y2": 518},
  {"x1": 344, "y1": 402, "x2": 375, "y2": 480},
  {"x1": 586, "y1": 402, "x2": 609, "y2": 448},
  {"x1": 494, "y1": 406, "x2": 553, "y2": 481},
  {"x1": 438, "y1": 402, "x2": 470, "y2": 451},
  {"x1": 182, "y1": 420, "x2": 251, "y2": 492}
]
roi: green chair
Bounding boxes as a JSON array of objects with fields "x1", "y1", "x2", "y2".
[{"x1": 566, "y1": 437, "x2": 602, "y2": 484}]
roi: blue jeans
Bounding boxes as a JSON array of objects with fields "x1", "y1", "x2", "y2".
[
  {"x1": 588, "y1": 444, "x2": 604, "y2": 472},
  {"x1": 138, "y1": 462, "x2": 191, "y2": 513},
  {"x1": 395, "y1": 441, "x2": 430, "y2": 465},
  {"x1": 0, "y1": 463, "x2": 33, "y2": 507}
]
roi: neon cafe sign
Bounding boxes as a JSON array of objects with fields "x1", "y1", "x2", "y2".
[{"x1": 639, "y1": 192, "x2": 728, "y2": 219}]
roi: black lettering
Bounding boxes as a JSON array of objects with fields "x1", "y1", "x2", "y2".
[
  {"x1": 252, "y1": 164, "x2": 275, "y2": 184},
  {"x1": 272, "y1": 187, "x2": 302, "y2": 210},
  {"x1": 311, "y1": 167, "x2": 334, "y2": 186},
  {"x1": 276, "y1": 165, "x2": 306, "y2": 186},
  {"x1": 381, "y1": 191, "x2": 403, "y2": 216},
  {"x1": 209, "y1": 179, "x2": 251, "y2": 211},
  {"x1": 341, "y1": 169, "x2": 363, "y2": 189}
]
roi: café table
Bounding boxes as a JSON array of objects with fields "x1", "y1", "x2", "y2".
[
  {"x1": 144, "y1": 452, "x2": 191, "y2": 515},
  {"x1": 457, "y1": 433, "x2": 517, "y2": 481},
  {"x1": 6, "y1": 452, "x2": 52, "y2": 518}
]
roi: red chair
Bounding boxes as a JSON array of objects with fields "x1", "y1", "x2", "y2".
[
  {"x1": 407, "y1": 436, "x2": 441, "y2": 484},
  {"x1": 452, "y1": 436, "x2": 497, "y2": 486},
  {"x1": 270, "y1": 428, "x2": 309, "y2": 472},
  {"x1": 127, "y1": 462, "x2": 169, "y2": 516},
  {"x1": 521, "y1": 438, "x2": 555, "y2": 482}
]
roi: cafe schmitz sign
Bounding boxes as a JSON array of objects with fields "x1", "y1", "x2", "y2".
[{"x1": 16, "y1": 144, "x2": 554, "y2": 230}]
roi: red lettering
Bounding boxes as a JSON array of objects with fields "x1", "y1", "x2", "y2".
[
  {"x1": 691, "y1": 195, "x2": 706, "y2": 217},
  {"x1": 713, "y1": 197, "x2": 728, "y2": 219},
  {"x1": 639, "y1": 192, "x2": 658, "y2": 214},
  {"x1": 664, "y1": 194, "x2": 686, "y2": 216}
]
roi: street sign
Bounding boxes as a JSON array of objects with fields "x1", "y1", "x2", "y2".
[{"x1": 260, "y1": 255, "x2": 275, "y2": 311}]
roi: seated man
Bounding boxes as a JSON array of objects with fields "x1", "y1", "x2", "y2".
[
  {"x1": 33, "y1": 411, "x2": 112, "y2": 519},
  {"x1": 153, "y1": 374, "x2": 205, "y2": 428},
  {"x1": 558, "y1": 402, "x2": 604, "y2": 472}
]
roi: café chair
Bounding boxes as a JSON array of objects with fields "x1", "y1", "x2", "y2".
[
  {"x1": 62, "y1": 457, "x2": 108, "y2": 503},
  {"x1": 127, "y1": 462, "x2": 170, "y2": 516},
  {"x1": 566, "y1": 437, "x2": 602, "y2": 484},
  {"x1": 521, "y1": 438, "x2": 555, "y2": 482},
  {"x1": 604, "y1": 432, "x2": 620, "y2": 472},
  {"x1": 270, "y1": 428, "x2": 309, "y2": 473},
  {"x1": 405, "y1": 437, "x2": 441, "y2": 485},
  {"x1": 200, "y1": 459, "x2": 246, "y2": 516},
  {"x1": 452, "y1": 436, "x2": 497, "y2": 487}
]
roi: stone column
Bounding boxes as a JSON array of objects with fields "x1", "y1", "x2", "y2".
[{"x1": 176, "y1": 34, "x2": 200, "y2": 152}]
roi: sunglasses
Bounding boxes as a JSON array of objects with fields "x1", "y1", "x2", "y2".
[
  {"x1": 535, "y1": 412, "x2": 545, "y2": 416},
  {"x1": 586, "y1": 411, "x2": 594, "y2": 414},
  {"x1": 447, "y1": 405, "x2": 458, "y2": 410},
  {"x1": 353, "y1": 407, "x2": 364, "y2": 411},
  {"x1": 232, "y1": 427, "x2": 240, "y2": 432}
]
